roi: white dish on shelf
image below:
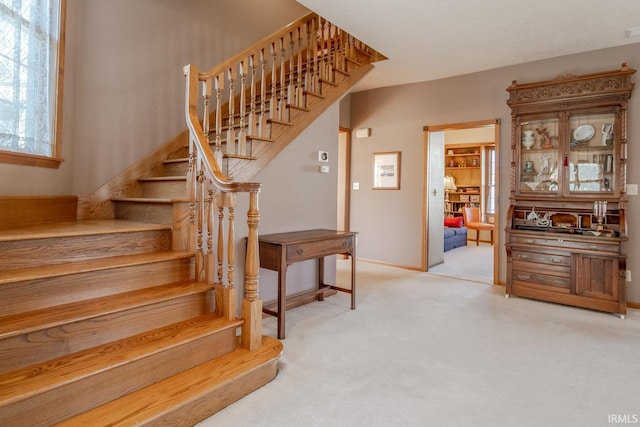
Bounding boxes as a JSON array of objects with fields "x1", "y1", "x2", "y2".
[{"x1": 573, "y1": 124, "x2": 595, "y2": 142}]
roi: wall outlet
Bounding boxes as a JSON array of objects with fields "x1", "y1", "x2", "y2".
[
  {"x1": 627, "y1": 183, "x2": 638, "y2": 196},
  {"x1": 626, "y1": 270, "x2": 631, "y2": 282}
]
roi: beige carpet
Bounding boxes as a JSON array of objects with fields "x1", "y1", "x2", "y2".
[
  {"x1": 429, "y1": 243, "x2": 493, "y2": 284},
  {"x1": 198, "y1": 260, "x2": 640, "y2": 427}
]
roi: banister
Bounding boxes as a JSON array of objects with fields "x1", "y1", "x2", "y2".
[{"x1": 184, "y1": 12, "x2": 383, "y2": 351}]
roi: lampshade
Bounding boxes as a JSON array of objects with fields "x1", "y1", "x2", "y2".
[{"x1": 444, "y1": 175, "x2": 457, "y2": 191}]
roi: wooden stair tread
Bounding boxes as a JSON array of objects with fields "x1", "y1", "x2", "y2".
[
  {"x1": 224, "y1": 154, "x2": 257, "y2": 161},
  {"x1": 0, "y1": 314, "x2": 242, "y2": 405},
  {"x1": 57, "y1": 336, "x2": 283, "y2": 427},
  {"x1": 0, "y1": 250, "x2": 194, "y2": 285},
  {"x1": 267, "y1": 118, "x2": 293, "y2": 126},
  {"x1": 0, "y1": 281, "x2": 212, "y2": 340},
  {"x1": 138, "y1": 176, "x2": 187, "y2": 182},
  {"x1": 0, "y1": 219, "x2": 170, "y2": 242},
  {"x1": 111, "y1": 197, "x2": 189, "y2": 203},
  {"x1": 287, "y1": 103, "x2": 310, "y2": 112},
  {"x1": 304, "y1": 89, "x2": 325, "y2": 99}
]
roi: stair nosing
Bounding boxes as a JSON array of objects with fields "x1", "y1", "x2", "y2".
[
  {"x1": 138, "y1": 176, "x2": 187, "y2": 182},
  {"x1": 0, "y1": 251, "x2": 194, "y2": 285},
  {"x1": 111, "y1": 197, "x2": 189, "y2": 203},
  {"x1": 55, "y1": 336, "x2": 282, "y2": 425},
  {"x1": 0, "y1": 314, "x2": 243, "y2": 404},
  {"x1": 0, "y1": 281, "x2": 212, "y2": 340},
  {"x1": 0, "y1": 219, "x2": 171, "y2": 242}
]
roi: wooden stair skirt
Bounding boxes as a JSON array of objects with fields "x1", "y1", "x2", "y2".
[{"x1": 0, "y1": 214, "x2": 281, "y2": 426}]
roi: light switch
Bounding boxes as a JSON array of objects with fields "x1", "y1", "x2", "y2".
[
  {"x1": 319, "y1": 165, "x2": 330, "y2": 173},
  {"x1": 352, "y1": 182, "x2": 360, "y2": 190},
  {"x1": 627, "y1": 183, "x2": 638, "y2": 196}
]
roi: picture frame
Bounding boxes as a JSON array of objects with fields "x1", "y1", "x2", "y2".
[{"x1": 372, "y1": 151, "x2": 401, "y2": 190}]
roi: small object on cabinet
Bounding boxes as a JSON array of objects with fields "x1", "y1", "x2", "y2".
[
  {"x1": 522, "y1": 130, "x2": 535, "y2": 149},
  {"x1": 536, "y1": 127, "x2": 554, "y2": 149},
  {"x1": 601, "y1": 123, "x2": 614, "y2": 145},
  {"x1": 523, "y1": 160, "x2": 535, "y2": 173}
]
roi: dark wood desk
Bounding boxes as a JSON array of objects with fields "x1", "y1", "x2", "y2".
[{"x1": 258, "y1": 229, "x2": 356, "y2": 339}]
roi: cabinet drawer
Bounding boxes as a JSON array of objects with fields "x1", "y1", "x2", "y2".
[
  {"x1": 512, "y1": 269, "x2": 570, "y2": 291},
  {"x1": 512, "y1": 250, "x2": 570, "y2": 267},
  {"x1": 286, "y1": 236, "x2": 354, "y2": 262},
  {"x1": 511, "y1": 235, "x2": 619, "y2": 254}
]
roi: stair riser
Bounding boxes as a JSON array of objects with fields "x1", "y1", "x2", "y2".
[
  {"x1": 0, "y1": 258, "x2": 194, "y2": 317},
  {"x1": 161, "y1": 161, "x2": 189, "y2": 176},
  {"x1": 114, "y1": 201, "x2": 175, "y2": 225},
  {"x1": 0, "y1": 293, "x2": 209, "y2": 374},
  {"x1": 140, "y1": 181, "x2": 187, "y2": 198},
  {"x1": 0, "y1": 230, "x2": 171, "y2": 269},
  {"x1": 0, "y1": 328, "x2": 236, "y2": 427},
  {"x1": 145, "y1": 358, "x2": 279, "y2": 426}
]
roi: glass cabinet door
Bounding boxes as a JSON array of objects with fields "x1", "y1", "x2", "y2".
[
  {"x1": 567, "y1": 111, "x2": 616, "y2": 194},
  {"x1": 518, "y1": 117, "x2": 560, "y2": 194}
]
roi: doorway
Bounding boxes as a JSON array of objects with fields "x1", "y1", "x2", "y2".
[{"x1": 423, "y1": 119, "x2": 500, "y2": 285}]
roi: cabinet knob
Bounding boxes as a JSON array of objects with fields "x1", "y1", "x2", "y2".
[
  {"x1": 519, "y1": 254, "x2": 530, "y2": 259},
  {"x1": 296, "y1": 248, "x2": 304, "y2": 255},
  {"x1": 552, "y1": 258, "x2": 563, "y2": 263},
  {"x1": 524, "y1": 239, "x2": 535, "y2": 244},
  {"x1": 588, "y1": 245, "x2": 598, "y2": 250},
  {"x1": 517, "y1": 274, "x2": 531, "y2": 280}
]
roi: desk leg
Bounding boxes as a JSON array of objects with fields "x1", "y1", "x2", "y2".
[
  {"x1": 351, "y1": 249, "x2": 356, "y2": 309},
  {"x1": 318, "y1": 256, "x2": 325, "y2": 301},
  {"x1": 277, "y1": 261, "x2": 287, "y2": 340}
]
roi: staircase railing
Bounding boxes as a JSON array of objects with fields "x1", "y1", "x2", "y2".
[{"x1": 184, "y1": 12, "x2": 383, "y2": 350}]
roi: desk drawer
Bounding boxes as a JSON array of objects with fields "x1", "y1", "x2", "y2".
[
  {"x1": 286, "y1": 236, "x2": 354, "y2": 262},
  {"x1": 512, "y1": 269, "x2": 570, "y2": 291},
  {"x1": 512, "y1": 250, "x2": 570, "y2": 267},
  {"x1": 511, "y1": 235, "x2": 619, "y2": 255}
]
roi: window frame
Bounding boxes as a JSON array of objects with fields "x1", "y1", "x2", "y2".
[{"x1": 0, "y1": 0, "x2": 66, "y2": 168}]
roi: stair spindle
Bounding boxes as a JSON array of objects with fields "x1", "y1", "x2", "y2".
[
  {"x1": 258, "y1": 48, "x2": 267, "y2": 137},
  {"x1": 247, "y1": 54, "x2": 257, "y2": 138},
  {"x1": 226, "y1": 67, "x2": 237, "y2": 155},
  {"x1": 278, "y1": 37, "x2": 286, "y2": 121},
  {"x1": 269, "y1": 42, "x2": 278, "y2": 121},
  {"x1": 296, "y1": 27, "x2": 305, "y2": 107},
  {"x1": 238, "y1": 60, "x2": 248, "y2": 156},
  {"x1": 214, "y1": 73, "x2": 224, "y2": 167}
]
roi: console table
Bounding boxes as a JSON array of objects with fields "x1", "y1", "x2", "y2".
[{"x1": 258, "y1": 229, "x2": 357, "y2": 339}]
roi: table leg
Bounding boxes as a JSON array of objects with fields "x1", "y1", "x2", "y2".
[
  {"x1": 318, "y1": 256, "x2": 325, "y2": 301},
  {"x1": 277, "y1": 260, "x2": 287, "y2": 339},
  {"x1": 350, "y1": 250, "x2": 356, "y2": 309}
]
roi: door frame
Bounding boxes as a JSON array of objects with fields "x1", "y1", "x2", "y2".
[
  {"x1": 338, "y1": 127, "x2": 351, "y2": 232},
  {"x1": 422, "y1": 119, "x2": 500, "y2": 285}
]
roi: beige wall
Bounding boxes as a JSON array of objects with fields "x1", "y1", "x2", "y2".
[
  {"x1": 0, "y1": 0, "x2": 309, "y2": 195},
  {"x1": 348, "y1": 43, "x2": 640, "y2": 303}
]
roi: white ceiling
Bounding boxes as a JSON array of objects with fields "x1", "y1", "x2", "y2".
[{"x1": 298, "y1": 0, "x2": 640, "y2": 92}]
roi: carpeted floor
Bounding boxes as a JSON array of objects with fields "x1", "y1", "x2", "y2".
[
  {"x1": 198, "y1": 260, "x2": 639, "y2": 427},
  {"x1": 429, "y1": 243, "x2": 493, "y2": 284}
]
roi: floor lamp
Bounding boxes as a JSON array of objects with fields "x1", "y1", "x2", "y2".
[{"x1": 444, "y1": 175, "x2": 457, "y2": 216}]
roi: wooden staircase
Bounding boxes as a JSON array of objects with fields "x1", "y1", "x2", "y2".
[{"x1": 0, "y1": 12, "x2": 383, "y2": 426}]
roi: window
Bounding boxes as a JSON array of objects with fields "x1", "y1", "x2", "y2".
[
  {"x1": 485, "y1": 146, "x2": 496, "y2": 215},
  {"x1": 0, "y1": 0, "x2": 65, "y2": 168}
]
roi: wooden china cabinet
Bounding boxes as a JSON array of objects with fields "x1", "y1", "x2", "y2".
[{"x1": 505, "y1": 63, "x2": 635, "y2": 317}]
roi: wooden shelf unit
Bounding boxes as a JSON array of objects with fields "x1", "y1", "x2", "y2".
[{"x1": 444, "y1": 144, "x2": 484, "y2": 217}]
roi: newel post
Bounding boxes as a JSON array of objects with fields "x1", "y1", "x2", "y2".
[{"x1": 242, "y1": 189, "x2": 262, "y2": 350}]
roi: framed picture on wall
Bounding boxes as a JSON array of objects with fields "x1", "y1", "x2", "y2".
[{"x1": 372, "y1": 151, "x2": 401, "y2": 190}]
